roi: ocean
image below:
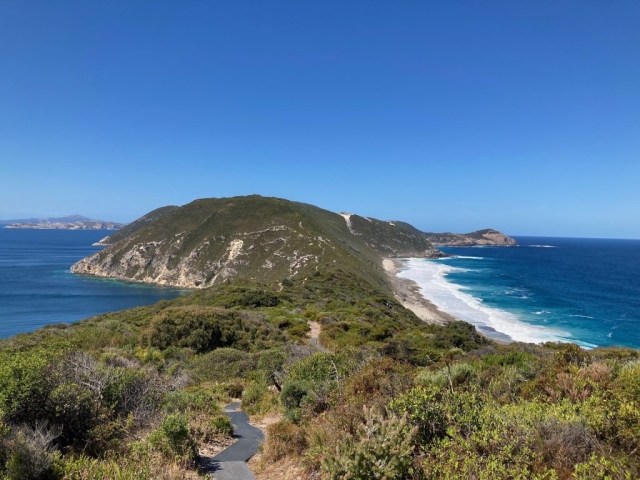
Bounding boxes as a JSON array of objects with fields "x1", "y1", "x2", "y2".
[
  {"x1": 0, "y1": 229, "x2": 187, "y2": 338},
  {"x1": 398, "y1": 236, "x2": 640, "y2": 349}
]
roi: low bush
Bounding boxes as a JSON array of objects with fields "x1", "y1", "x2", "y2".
[
  {"x1": 320, "y1": 407, "x2": 416, "y2": 480},
  {"x1": 149, "y1": 413, "x2": 197, "y2": 466}
]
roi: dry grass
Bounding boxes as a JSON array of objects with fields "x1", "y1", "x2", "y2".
[{"x1": 251, "y1": 456, "x2": 309, "y2": 480}]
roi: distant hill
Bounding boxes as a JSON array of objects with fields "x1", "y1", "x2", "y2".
[
  {"x1": 421, "y1": 228, "x2": 517, "y2": 246},
  {"x1": 0, "y1": 214, "x2": 98, "y2": 225},
  {"x1": 72, "y1": 196, "x2": 515, "y2": 289},
  {"x1": 2, "y1": 214, "x2": 126, "y2": 230}
]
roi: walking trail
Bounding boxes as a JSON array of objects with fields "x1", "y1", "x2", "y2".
[
  {"x1": 309, "y1": 321, "x2": 328, "y2": 352},
  {"x1": 204, "y1": 323, "x2": 326, "y2": 479},
  {"x1": 202, "y1": 402, "x2": 264, "y2": 480}
]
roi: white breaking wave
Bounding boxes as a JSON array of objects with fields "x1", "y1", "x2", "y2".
[
  {"x1": 454, "y1": 256, "x2": 484, "y2": 260},
  {"x1": 527, "y1": 245, "x2": 558, "y2": 248},
  {"x1": 397, "y1": 258, "x2": 573, "y2": 345}
]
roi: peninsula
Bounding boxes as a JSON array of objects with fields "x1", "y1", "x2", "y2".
[
  {"x1": 2, "y1": 214, "x2": 125, "y2": 230},
  {"x1": 71, "y1": 195, "x2": 516, "y2": 289}
]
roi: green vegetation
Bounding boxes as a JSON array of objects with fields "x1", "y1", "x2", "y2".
[
  {"x1": 96, "y1": 205, "x2": 179, "y2": 245},
  {"x1": 0, "y1": 196, "x2": 632, "y2": 478},
  {"x1": 0, "y1": 266, "x2": 637, "y2": 479}
]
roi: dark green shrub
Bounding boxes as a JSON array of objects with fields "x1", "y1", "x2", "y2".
[
  {"x1": 149, "y1": 413, "x2": 197, "y2": 464},
  {"x1": 189, "y1": 348, "x2": 255, "y2": 382},
  {"x1": 0, "y1": 349, "x2": 59, "y2": 423},
  {"x1": 210, "y1": 415, "x2": 233, "y2": 436},
  {"x1": 555, "y1": 343, "x2": 591, "y2": 368},
  {"x1": 47, "y1": 382, "x2": 100, "y2": 448},
  {"x1": 281, "y1": 382, "x2": 308, "y2": 411}
]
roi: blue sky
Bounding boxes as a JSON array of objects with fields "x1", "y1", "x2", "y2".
[{"x1": 1, "y1": 1, "x2": 638, "y2": 238}]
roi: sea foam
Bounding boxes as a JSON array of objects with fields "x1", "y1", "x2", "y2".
[{"x1": 397, "y1": 258, "x2": 573, "y2": 345}]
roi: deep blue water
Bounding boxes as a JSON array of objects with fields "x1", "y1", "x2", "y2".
[
  {"x1": 0, "y1": 229, "x2": 187, "y2": 338},
  {"x1": 398, "y1": 237, "x2": 640, "y2": 349}
]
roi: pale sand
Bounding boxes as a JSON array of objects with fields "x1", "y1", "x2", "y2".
[{"x1": 382, "y1": 258, "x2": 456, "y2": 325}]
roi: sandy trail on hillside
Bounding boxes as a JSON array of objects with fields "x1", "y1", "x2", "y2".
[{"x1": 383, "y1": 258, "x2": 456, "y2": 325}]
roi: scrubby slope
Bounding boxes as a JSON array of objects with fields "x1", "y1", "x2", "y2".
[
  {"x1": 94, "y1": 205, "x2": 179, "y2": 246},
  {"x1": 72, "y1": 196, "x2": 440, "y2": 289}
]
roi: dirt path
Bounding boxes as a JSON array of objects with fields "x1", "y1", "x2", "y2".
[{"x1": 308, "y1": 321, "x2": 328, "y2": 352}]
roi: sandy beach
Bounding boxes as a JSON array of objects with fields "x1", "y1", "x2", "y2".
[{"x1": 382, "y1": 258, "x2": 456, "y2": 325}]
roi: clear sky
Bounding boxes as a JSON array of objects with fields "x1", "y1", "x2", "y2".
[{"x1": 1, "y1": 1, "x2": 638, "y2": 238}]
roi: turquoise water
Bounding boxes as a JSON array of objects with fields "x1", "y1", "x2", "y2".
[
  {"x1": 0, "y1": 229, "x2": 187, "y2": 338},
  {"x1": 398, "y1": 237, "x2": 640, "y2": 349}
]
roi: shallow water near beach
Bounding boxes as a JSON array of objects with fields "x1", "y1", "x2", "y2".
[
  {"x1": 398, "y1": 236, "x2": 640, "y2": 349},
  {"x1": 0, "y1": 229, "x2": 187, "y2": 338}
]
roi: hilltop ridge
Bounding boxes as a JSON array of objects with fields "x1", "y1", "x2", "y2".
[{"x1": 71, "y1": 196, "x2": 516, "y2": 289}]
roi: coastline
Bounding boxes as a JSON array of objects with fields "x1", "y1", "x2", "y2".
[
  {"x1": 382, "y1": 258, "x2": 455, "y2": 325},
  {"x1": 383, "y1": 258, "x2": 510, "y2": 345}
]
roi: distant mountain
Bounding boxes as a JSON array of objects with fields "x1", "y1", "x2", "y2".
[
  {"x1": 0, "y1": 214, "x2": 96, "y2": 225},
  {"x1": 71, "y1": 195, "x2": 515, "y2": 289},
  {"x1": 1, "y1": 214, "x2": 126, "y2": 230}
]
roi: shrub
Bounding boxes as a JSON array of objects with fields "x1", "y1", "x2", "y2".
[
  {"x1": 0, "y1": 348, "x2": 59, "y2": 423},
  {"x1": 209, "y1": 415, "x2": 233, "y2": 436},
  {"x1": 555, "y1": 343, "x2": 591, "y2": 369},
  {"x1": 281, "y1": 381, "x2": 308, "y2": 411},
  {"x1": 47, "y1": 382, "x2": 100, "y2": 449},
  {"x1": 573, "y1": 454, "x2": 635, "y2": 480},
  {"x1": 149, "y1": 413, "x2": 197, "y2": 465},
  {"x1": 417, "y1": 363, "x2": 477, "y2": 391},
  {"x1": 320, "y1": 407, "x2": 416, "y2": 480},
  {"x1": 189, "y1": 348, "x2": 255, "y2": 382},
  {"x1": 242, "y1": 380, "x2": 278, "y2": 416},
  {"x1": 0, "y1": 423, "x2": 60, "y2": 480},
  {"x1": 615, "y1": 360, "x2": 640, "y2": 401},
  {"x1": 145, "y1": 307, "x2": 237, "y2": 353},
  {"x1": 389, "y1": 387, "x2": 448, "y2": 445}
]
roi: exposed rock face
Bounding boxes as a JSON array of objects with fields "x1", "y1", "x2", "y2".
[
  {"x1": 72, "y1": 196, "x2": 442, "y2": 289},
  {"x1": 423, "y1": 229, "x2": 517, "y2": 246}
]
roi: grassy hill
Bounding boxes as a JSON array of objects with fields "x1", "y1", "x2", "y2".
[{"x1": 72, "y1": 196, "x2": 442, "y2": 289}]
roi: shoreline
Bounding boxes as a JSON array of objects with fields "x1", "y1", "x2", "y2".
[
  {"x1": 383, "y1": 258, "x2": 509, "y2": 344},
  {"x1": 382, "y1": 258, "x2": 456, "y2": 325}
]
